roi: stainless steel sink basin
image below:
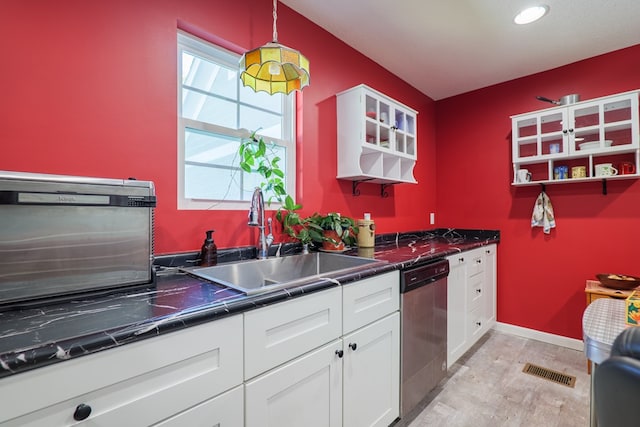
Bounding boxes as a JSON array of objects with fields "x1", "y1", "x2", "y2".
[{"x1": 183, "y1": 252, "x2": 385, "y2": 295}]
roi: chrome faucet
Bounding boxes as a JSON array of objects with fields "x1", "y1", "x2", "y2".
[{"x1": 248, "y1": 187, "x2": 274, "y2": 259}]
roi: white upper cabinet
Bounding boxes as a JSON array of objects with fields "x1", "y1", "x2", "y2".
[
  {"x1": 337, "y1": 84, "x2": 418, "y2": 185},
  {"x1": 511, "y1": 90, "x2": 639, "y2": 185}
]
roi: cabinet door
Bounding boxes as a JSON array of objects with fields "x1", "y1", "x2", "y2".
[
  {"x1": 569, "y1": 99, "x2": 604, "y2": 154},
  {"x1": 245, "y1": 340, "x2": 343, "y2": 427},
  {"x1": 569, "y1": 94, "x2": 639, "y2": 154},
  {"x1": 152, "y1": 385, "x2": 243, "y2": 427},
  {"x1": 343, "y1": 313, "x2": 400, "y2": 427},
  {"x1": 446, "y1": 255, "x2": 467, "y2": 368},
  {"x1": 538, "y1": 109, "x2": 568, "y2": 157},
  {"x1": 512, "y1": 109, "x2": 567, "y2": 161},
  {"x1": 362, "y1": 90, "x2": 392, "y2": 150},
  {"x1": 483, "y1": 245, "x2": 497, "y2": 331},
  {"x1": 392, "y1": 106, "x2": 416, "y2": 159},
  {"x1": 244, "y1": 287, "x2": 342, "y2": 380}
]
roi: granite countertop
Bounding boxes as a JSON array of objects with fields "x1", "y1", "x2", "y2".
[{"x1": 0, "y1": 228, "x2": 498, "y2": 379}]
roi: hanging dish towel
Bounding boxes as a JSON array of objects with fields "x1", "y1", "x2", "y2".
[{"x1": 531, "y1": 191, "x2": 556, "y2": 234}]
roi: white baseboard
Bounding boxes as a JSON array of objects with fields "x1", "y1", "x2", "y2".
[{"x1": 493, "y1": 322, "x2": 584, "y2": 351}]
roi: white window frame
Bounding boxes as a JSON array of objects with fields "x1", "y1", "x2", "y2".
[{"x1": 177, "y1": 31, "x2": 296, "y2": 210}]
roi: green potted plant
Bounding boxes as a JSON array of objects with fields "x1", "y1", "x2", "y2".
[
  {"x1": 309, "y1": 212, "x2": 358, "y2": 251},
  {"x1": 275, "y1": 195, "x2": 323, "y2": 253}
]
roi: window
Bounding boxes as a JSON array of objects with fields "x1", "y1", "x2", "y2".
[{"x1": 177, "y1": 31, "x2": 296, "y2": 210}]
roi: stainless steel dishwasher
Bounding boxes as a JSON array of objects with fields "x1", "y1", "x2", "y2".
[{"x1": 400, "y1": 258, "x2": 449, "y2": 418}]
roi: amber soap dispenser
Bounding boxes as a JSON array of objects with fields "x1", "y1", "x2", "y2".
[{"x1": 200, "y1": 229, "x2": 218, "y2": 266}]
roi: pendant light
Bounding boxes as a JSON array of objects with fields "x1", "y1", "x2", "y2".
[{"x1": 239, "y1": 0, "x2": 310, "y2": 95}]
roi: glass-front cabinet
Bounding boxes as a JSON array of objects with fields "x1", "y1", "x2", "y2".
[
  {"x1": 511, "y1": 91, "x2": 639, "y2": 185},
  {"x1": 337, "y1": 84, "x2": 418, "y2": 185}
]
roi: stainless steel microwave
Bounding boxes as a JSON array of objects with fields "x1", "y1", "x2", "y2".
[{"x1": 0, "y1": 171, "x2": 156, "y2": 305}]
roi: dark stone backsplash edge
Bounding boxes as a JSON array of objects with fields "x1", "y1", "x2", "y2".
[
  {"x1": 154, "y1": 228, "x2": 500, "y2": 267},
  {"x1": 154, "y1": 242, "x2": 305, "y2": 268}
]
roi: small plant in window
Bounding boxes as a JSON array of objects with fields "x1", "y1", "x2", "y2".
[
  {"x1": 239, "y1": 131, "x2": 287, "y2": 205},
  {"x1": 239, "y1": 131, "x2": 320, "y2": 248}
]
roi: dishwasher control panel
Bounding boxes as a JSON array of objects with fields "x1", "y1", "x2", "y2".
[{"x1": 400, "y1": 258, "x2": 449, "y2": 293}]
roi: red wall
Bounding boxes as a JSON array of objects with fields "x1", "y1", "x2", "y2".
[
  {"x1": 3, "y1": 0, "x2": 638, "y2": 340},
  {"x1": 0, "y1": 0, "x2": 436, "y2": 254},
  {"x1": 435, "y1": 44, "x2": 640, "y2": 340}
]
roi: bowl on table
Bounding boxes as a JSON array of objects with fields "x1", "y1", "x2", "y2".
[{"x1": 596, "y1": 273, "x2": 640, "y2": 290}]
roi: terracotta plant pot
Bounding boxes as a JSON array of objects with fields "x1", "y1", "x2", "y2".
[{"x1": 322, "y1": 230, "x2": 345, "y2": 251}]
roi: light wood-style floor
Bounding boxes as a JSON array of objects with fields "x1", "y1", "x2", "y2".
[{"x1": 397, "y1": 330, "x2": 590, "y2": 427}]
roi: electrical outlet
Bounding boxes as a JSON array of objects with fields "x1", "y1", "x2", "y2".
[{"x1": 429, "y1": 212, "x2": 435, "y2": 225}]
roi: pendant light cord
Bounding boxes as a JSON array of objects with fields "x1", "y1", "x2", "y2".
[{"x1": 272, "y1": 0, "x2": 278, "y2": 42}]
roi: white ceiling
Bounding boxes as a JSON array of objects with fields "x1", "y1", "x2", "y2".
[{"x1": 280, "y1": 0, "x2": 640, "y2": 100}]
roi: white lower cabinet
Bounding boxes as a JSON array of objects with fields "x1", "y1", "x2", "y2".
[
  {"x1": 245, "y1": 271, "x2": 400, "y2": 427},
  {"x1": 446, "y1": 244, "x2": 497, "y2": 368},
  {"x1": 245, "y1": 340, "x2": 343, "y2": 427},
  {"x1": 343, "y1": 312, "x2": 400, "y2": 427},
  {"x1": 0, "y1": 314, "x2": 244, "y2": 426}
]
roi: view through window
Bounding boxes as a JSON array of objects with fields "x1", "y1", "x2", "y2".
[{"x1": 177, "y1": 31, "x2": 296, "y2": 210}]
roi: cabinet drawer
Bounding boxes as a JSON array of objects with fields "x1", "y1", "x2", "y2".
[
  {"x1": 447, "y1": 253, "x2": 468, "y2": 268},
  {"x1": 343, "y1": 271, "x2": 399, "y2": 334},
  {"x1": 153, "y1": 385, "x2": 243, "y2": 427},
  {"x1": 483, "y1": 246, "x2": 495, "y2": 256},
  {"x1": 467, "y1": 250, "x2": 485, "y2": 277},
  {"x1": 0, "y1": 315, "x2": 243, "y2": 425},
  {"x1": 244, "y1": 287, "x2": 342, "y2": 379},
  {"x1": 466, "y1": 274, "x2": 484, "y2": 308},
  {"x1": 469, "y1": 305, "x2": 484, "y2": 342}
]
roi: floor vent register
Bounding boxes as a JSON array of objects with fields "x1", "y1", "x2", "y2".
[{"x1": 522, "y1": 363, "x2": 576, "y2": 388}]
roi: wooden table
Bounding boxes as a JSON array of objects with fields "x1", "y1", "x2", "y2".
[{"x1": 585, "y1": 279, "x2": 635, "y2": 305}]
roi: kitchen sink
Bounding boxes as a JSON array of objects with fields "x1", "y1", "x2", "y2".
[{"x1": 183, "y1": 252, "x2": 385, "y2": 295}]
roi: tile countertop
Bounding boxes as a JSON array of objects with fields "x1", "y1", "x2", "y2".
[{"x1": 0, "y1": 228, "x2": 498, "y2": 379}]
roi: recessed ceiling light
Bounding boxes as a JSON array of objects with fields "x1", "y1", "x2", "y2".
[{"x1": 514, "y1": 5, "x2": 549, "y2": 25}]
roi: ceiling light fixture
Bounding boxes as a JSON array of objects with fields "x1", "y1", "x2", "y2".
[
  {"x1": 514, "y1": 5, "x2": 549, "y2": 25},
  {"x1": 239, "y1": 0, "x2": 310, "y2": 95}
]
